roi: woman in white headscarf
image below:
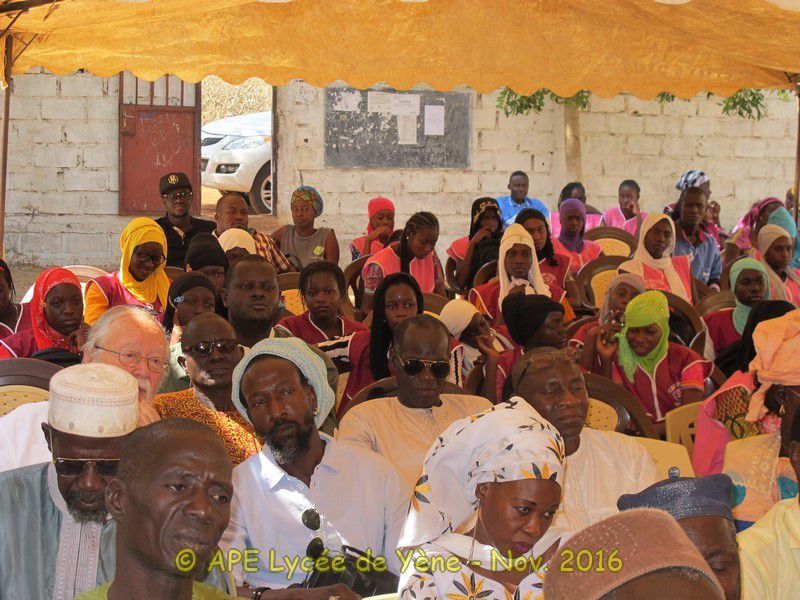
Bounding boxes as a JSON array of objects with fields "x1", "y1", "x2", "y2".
[
  {"x1": 218, "y1": 227, "x2": 257, "y2": 265},
  {"x1": 398, "y1": 400, "x2": 566, "y2": 600},
  {"x1": 469, "y1": 224, "x2": 571, "y2": 325},
  {"x1": 619, "y1": 213, "x2": 696, "y2": 303},
  {"x1": 757, "y1": 224, "x2": 800, "y2": 305}
]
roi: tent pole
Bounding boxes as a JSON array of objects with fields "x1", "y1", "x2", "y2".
[
  {"x1": 0, "y1": 36, "x2": 13, "y2": 254},
  {"x1": 794, "y1": 92, "x2": 800, "y2": 224}
]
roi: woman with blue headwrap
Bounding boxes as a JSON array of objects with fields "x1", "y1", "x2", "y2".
[
  {"x1": 703, "y1": 258, "x2": 769, "y2": 356},
  {"x1": 273, "y1": 186, "x2": 340, "y2": 268},
  {"x1": 766, "y1": 205, "x2": 800, "y2": 269}
]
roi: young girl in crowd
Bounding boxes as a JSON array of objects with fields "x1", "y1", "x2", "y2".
[
  {"x1": 552, "y1": 198, "x2": 604, "y2": 274},
  {"x1": 0, "y1": 268, "x2": 83, "y2": 359},
  {"x1": 277, "y1": 261, "x2": 366, "y2": 344},
  {"x1": 184, "y1": 233, "x2": 229, "y2": 294},
  {"x1": 515, "y1": 209, "x2": 582, "y2": 307},
  {"x1": 273, "y1": 186, "x2": 339, "y2": 268},
  {"x1": 601, "y1": 179, "x2": 645, "y2": 234},
  {"x1": 321, "y1": 272, "x2": 461, "y2": 418},
  {"x1": 550, "y1": 181, "x2": 602, "y2": 236},
  {"x1": 361, "y1": 211, "x2": 445, "y2": 314},
  {"x1": 350, "y1": 196, "x2": 396, "y2": 260},
  {"x1": 757, "y1": 224, "x2": 800, "y2": 305},
  {"x1": 161, "y1": 272, "x2": 217, "y2": 340},
  {"x1": 766, "y1": 205, "x2": 800, "y2": 269},
  {"x1": 84, "y1": 217, "x2": 171, "y2": 324},
  {"x1": 594, "y1": 290, "x2": 711, "y2": 425},
  {"x1": 726, "y1": 196, "x2": 784, "y2": 264},
  {"x1": 619, "y1": 213, "x2": 696, "y2": 303},
  {"x1": 0, "y1": 259, "x2": 30, "y2": 337},
  {"x1": 469, "y1": 224, "x2": 564, "y2": 325},
  {"x1": 702, "y1": 258, "x2": 768, "y2": 356},
  {"x1": 448, "y1": 197, "x2": 503, "y2": 290}
]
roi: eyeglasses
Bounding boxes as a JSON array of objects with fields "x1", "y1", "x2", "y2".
[
  {"x1": 133, "y1": 251, "x2": 166, "y2": 267},
  {"x1": 53, "y1": 457, "x2": 121, "y2": 478},
  {"x1": 183, "y1": 339, "x2": 239, "y2": 358},
  {"x1": 95, "y1": 345, "x2": 169, "y2": 373},
  {"x1": 163, "y1": 190, "x2": 192, "y2": 202},
  {"x1": 392, "y1": 349, "x2": 450, "y2": 379},
  {"x1": 302, "y1": 508, "x2": 325, "y2": 560}
]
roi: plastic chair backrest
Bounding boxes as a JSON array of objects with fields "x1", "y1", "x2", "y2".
[
  {"x1": 635, "y1": 437, "x2": 696, "y2": 479},
  {"x1": 584, "y1": 226, "x2": 636, "y2": 256},
  {"x1": 64, "y1": 265, "x2": 109, "y2": 283},
  {"x1": 0, "y1": 385, "x2": 49, "y2": 417},
  {"x1": 665, "y1": 402, "x2": 701, "y2": 457},
  {"x1": 595, "y1": 238, "x2": 631, "y2": 257},
  {"x1": 586, "y1": 398, "x2": 620, "y2": 432}
]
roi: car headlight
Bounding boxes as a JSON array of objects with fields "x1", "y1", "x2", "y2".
[{"x1": 223, "y1": 136, "x2": 270, "y2": 150}]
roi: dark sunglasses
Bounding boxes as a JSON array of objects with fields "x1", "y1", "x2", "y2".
[
  {"x1": 53, "y1": 457, "x2": 121, "y2": 478},
  {"x1": 302, "y1": 508, "x2": 325, "y2": 560},
  {"x1": 183, "y1": 339, "x2": 239, "y2": 357},
  {"x1": 163, "y1": 190, "x2": 192, "y2": 201},
  {"x1": 392, "y1": 349, "x2": 450, "y2": 379}
]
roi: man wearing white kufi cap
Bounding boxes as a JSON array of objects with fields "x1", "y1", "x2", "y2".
[{"x1": 0, "y1": 363, "x2": 138, "y2": 600}]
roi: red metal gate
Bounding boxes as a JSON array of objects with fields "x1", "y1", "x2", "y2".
[{"x1": 118, "y1": 73, "x2": 201, "y2": 215}]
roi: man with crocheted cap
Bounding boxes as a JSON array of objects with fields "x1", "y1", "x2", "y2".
[
  {"x1": 618, "y1": 472, "x2": 741, "y2": 600},
  {"x1": 0, "y1": 363, "x2": 138, "y2": 600}
]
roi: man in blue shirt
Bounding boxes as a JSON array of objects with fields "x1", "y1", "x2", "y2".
[
  {"x1": 673, "y1": 186, "x2": 722, "y2": 288},
  {"x1": 496, "y1": 170, "x2": 550, "y2": 227}
]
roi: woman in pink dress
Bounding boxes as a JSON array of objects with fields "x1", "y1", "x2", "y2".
[
  {"x1": 601, "y1": 179, "x2": 647, "y2": 235},
  {"x1": 619, "y1": 213, "x2": 696, "y2": 303},
  {"x1": 448, "y1": 197, "x2": 503, "y2": 290},
  {"x1": 361, "y1": 211, "x2": 446, "y2": 314},
  {"x1": 350, "y1": 196, "x2": 395, "y2": 260},
  {"x1": 551, "y1": 198, "x2": 604, "y2": 275},
  {"x1": 550, "y1": 182, "x2": 602, "y2": 236},
  {"x1": 757, "y1": 224, "x2": 800, "y2": 306},
  {"x1": 725, "y1": 196, "x2": 784, "y2": 264},
  {"x1": 703, "y1": 258, "x2": 768, "y2": 356}
]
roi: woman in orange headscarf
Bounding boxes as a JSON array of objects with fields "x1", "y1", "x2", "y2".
[{"x1": 0, "y1": 267, "x2": 84, "y2": 358}]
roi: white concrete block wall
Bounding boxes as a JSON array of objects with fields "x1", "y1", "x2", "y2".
[
  {"x1": 3, "y1": 68, "x2": 126, "y2": 267},
  {"x1": 578, "y1": 93, "x2": 797, "y2": 230},
  {"x1": 275, "y1": 82, "x2": 563, "y2": 260}
]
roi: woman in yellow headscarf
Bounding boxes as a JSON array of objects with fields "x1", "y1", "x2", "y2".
[{"x1": 84, "y1": 218, "x2": 171, "y2": 325}]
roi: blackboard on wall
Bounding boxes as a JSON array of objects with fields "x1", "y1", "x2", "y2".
[{"x1": 324, "y1": 87, "x2": 471, "y2": 169}]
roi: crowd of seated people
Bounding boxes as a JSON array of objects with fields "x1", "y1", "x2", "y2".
[{"x1": 0, "y1": 167, "x2": 799, "y2": 599}]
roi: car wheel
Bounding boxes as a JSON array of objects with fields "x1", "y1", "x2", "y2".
[{"x1": 249, "y1": 161, "x2": 272, "y2": 214}]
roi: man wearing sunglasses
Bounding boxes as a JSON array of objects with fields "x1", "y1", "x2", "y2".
[
  {"x1": 153, "y1": 314, "x2": 259, "y2": 466},
  {"x1": 222, "y1": 338, "x2": 406, "y2": 596},
  {"x1": 337, "y1": 314, "x2": 490, "y2": 488},
  {"x1": 510, "y1": 347, "x2": 658, "y2": 557},
  {"x1": 156, "y1": 172, "x2": 216, "y2": 268},
  {"x1": 0, "y1": 363, "x2": 139, "y2": 600}
]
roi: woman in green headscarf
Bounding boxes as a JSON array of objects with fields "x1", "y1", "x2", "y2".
[
  {"x1": 595, "y1": 290, "x2": 711, "y2": 425},
  {"x1": 703, "y1": 258, "x2": 769, "y2": 356}
]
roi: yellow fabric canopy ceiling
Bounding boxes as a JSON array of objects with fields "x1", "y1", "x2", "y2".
[{"x1": 4, "y1": 0, "x2": 800, "y2": 98}]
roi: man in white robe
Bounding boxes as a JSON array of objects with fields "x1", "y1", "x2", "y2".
[
  {"x1": 0, "y1": 363, "x2": 139, "y2": 600},
  {"x1": 511, "y1": 347, "x2": 659, "y2": 553},
  {"x1": 337, "y1": 314, "x2": 490, "y2": 488}
]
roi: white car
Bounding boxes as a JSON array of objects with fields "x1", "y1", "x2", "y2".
[{"x1": 201, "y1": 111, "x2": 273, "y2": 214}]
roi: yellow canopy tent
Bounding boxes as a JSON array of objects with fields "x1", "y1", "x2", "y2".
[
  {"x1": 1, "y1": 0, "x2": 800, "y2": 240},
  {"x1": 3, "y1": 0, "x2": 800, "y2": 97}
]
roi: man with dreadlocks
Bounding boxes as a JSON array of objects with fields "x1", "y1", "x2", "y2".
[{"x1": 360, "y1": 211, "x2": 445, "y2": 314}]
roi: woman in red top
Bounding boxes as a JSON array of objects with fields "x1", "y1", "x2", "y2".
[
  {"x1": 552, "y1": 198, "x2": 603, "y2": 274},
  {"x1": 515, "y1": 208, "x2": 582, "y2": 308},
  {"x1": 277, "y1": 261, "x2": 366, "y2": 344},
  {"x1": 449, "y1": 197, "x2": 503, "y2": 290},
  {"x1": 350, "y1": 196, "x2": 395, "y2": 261},
  {"x1": 0, "y1": 267, "x2": 84, "y2": 359},
  {"x1": 361, "y1": 211, "x2": 445, "y2": 315},
  {"x1": 320, "y1": 272, "x2": 462, "y2": 418},
  {"x1": 0, "y1": 259, "x2": 30, "y2": 338},
  {"x1": 594, "y1": 291, "x2": 711, "y2": 427}
]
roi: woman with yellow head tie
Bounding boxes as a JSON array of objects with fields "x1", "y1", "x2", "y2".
[{"x1": 84, "y1": 218, "x2": 171, "y2": 325}]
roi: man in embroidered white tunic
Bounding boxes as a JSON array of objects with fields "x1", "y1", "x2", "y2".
[
  {"x1": 222, "y1": 337, "x2": 408, "y2": 597},
  {"x1": 0, "y1": 363, "x2": 139, "y2": 600}
]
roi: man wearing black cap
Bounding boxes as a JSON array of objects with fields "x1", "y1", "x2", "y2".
[
  {"x1": 617, "y1": 472, "x2": 741, "y2": 600},
  {"x1": 156, "y1": 172, "x2": 216, "y2": 268}
]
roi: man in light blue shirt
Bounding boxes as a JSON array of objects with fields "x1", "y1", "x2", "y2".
[
  {"x1": 496, "y1": 170, "x2": 550, "y2": 227},
  {"x1": 672, "y1": 186, "x2": 722, "y2": 287}
]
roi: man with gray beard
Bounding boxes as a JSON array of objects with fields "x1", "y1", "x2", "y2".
[
  {"x1": 0, "y1": 363, "x2": 139, "y2": 600},
  {"x1": 221, "y1": 338, "x2": 407, "y2": 597}
]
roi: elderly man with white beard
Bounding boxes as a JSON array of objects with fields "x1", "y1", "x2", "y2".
[{"x1": 0, "y1": 305, "x2": 170, "y2": 472}]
